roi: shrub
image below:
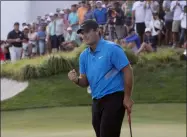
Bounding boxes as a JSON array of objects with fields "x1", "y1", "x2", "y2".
[
  {"x1": 142, "y1": 48, "x2": 178, "y2": 63},
  {"x1": 1, "y1": 47, "x2": 183, "y2": 81},
  {"x1": 123, "y1": 48, "x2": 138, "y2": 64}
]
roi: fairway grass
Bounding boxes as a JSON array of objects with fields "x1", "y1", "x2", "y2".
[{"x1": 1, "y1": 104, "x2": 186, "y2": 137}]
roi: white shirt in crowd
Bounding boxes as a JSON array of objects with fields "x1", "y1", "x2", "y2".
[
  {"x1": 132, "y1": 1, "x2": 145, "y2": 23},
  {"x1": 170, "y1": 1, "x2": 186, "y2": 21},
  {"x1": 180, "y1": 12, "x2": 187, "y2": 29},
  {"x1": 149, "y1": 17, "x2": 162, "y2": 36},
  {"x1": 144, "y1": 1, "x2": 159, "y2": 27},
  {"x1": 55, "y1": 18, "x2": 65, "y2": 36}
]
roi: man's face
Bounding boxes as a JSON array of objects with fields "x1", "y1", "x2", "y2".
[
  {"x1": 153, "y1": 15, "x2": 158, "y2": 20},
  {"x1": 68, "y1": 30, "x2": 72, "y2": 34},
  {"x1": 71, "y1": 6, "x2": 76, "y2": 12},
  {"x1": 81, "y1": 3, "x2": 85, "y2": 7},
  {"x1": 14, "y1": 24, "x2": 19, "y2": 31},
  {"x1": 59, "y1": 13, "x2": 64, "y2": 18},
  {"x1": 50, "y1": 16, "x2": 54, "y2": 21},
  {"x1": 24, "y1": 28, "x2": 29, "y2": 34},
  {"x1": 86, "y1": 4, "x2": 91, "y2": 10},
  {"x1": 81, "y1": 29, "x2": 99, "y2": 45},
  {"x1": 145, "y1": 31, "x2": 151, "y2": 36},
  {"x1": 96, "y1": 2, "x2": 102, "y2": 8}
]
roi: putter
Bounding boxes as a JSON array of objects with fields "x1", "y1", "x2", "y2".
[{"x1": 128, "y1": 111, "x2": 133, "y2": 137}]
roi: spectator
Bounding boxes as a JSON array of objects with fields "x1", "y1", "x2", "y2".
[
  {"x1": 112, "y1": 2, "x2": 126, "y2": 40},
  {"x1": 22, "y1": 26, "x2": 29, "y2": 38},
  {"x1": 56, "y1": 11, "x2": 65, "y2": 50},
  {"x1": 179, "y1": 5, "x2": 187, "y2": 47},
  {"x1": 7, "y1": 22, "x2": 24, "y2": 62},
  {"x1": 132, "y1": 0, "x2": 146, "y2": 43},
  {"x1": 121, "y1": 28, "x2": 141, "y2": 54},
  {"x1": 22, "y1": 26, "x2": 31, "y2": 58},
  {"x1": 163, "y1": 0, "x2": 173, "y2": 45},
  {"x1": 68, "y1": 4, "x2": 79, "y2": 32},
  {"x1": 47, "y1": 13, "x2": 59, "y2": 53},
  {"x1": 144, "y1": 0, "x2": 159, "y2": 28},
  {"x1": 22, "y1": 23, "x2": 27, "y2": 31},
  {"x1": 22, "y1": 37, "x2": 30, "y2": 59},
  {"x1": 170, "y1": 0, "x2": 186, "y2": 48},
  {"x1": 121, "y1": 1, "x2": 134, "y2": 27},
  {"x1": 37, "y1": 26, "x2": 46, "y2": 55},
  {"x1": 28, "y1": 25, "x2": 38, "y2": 57},
  {"x1": 61, "y1": 27, "x2": 81, "y2": 51},
  {"x1": 149, "y1": 13, "x2": 162, "y2": 49},
  {"x1": 63, "y1": 9, "x2": 70, "y2": 30},
  {"x1": 136, "y1": 28, "x2": 156, "y2": 55},
  {"x1": 93, "y1": 1, "x2": 107, "y2": 26},
  {"x1": 84, "y1": 3, "x2": 94, "y2": 21},
  {"x1": 77, "y1": 1, "x2": 88, "y2": 25}
]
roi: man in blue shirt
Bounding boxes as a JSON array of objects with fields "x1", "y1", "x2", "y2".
[
  {"x1": 84, "y1": 3, "x2": 94, "y2": 21},
  {"x1": 68, "y1": 20, "x2": 134, "y2": 137},
  {"x1": 93, "y1": 1, "x2": 107, "y2": 25},
  {"x1": 68, "y1": 4, "x2": 79, "y2": 32}
]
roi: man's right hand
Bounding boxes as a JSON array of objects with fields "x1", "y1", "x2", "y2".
[{"x1": 68, "y1": 69, "x2": 79, "y2": 83}]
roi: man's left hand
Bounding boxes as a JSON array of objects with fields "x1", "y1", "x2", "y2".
[{"x1": 123, "y1": 96, "x2": 134, "y2": 114}]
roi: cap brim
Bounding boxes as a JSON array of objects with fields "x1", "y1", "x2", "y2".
[{"x1": 77, "y1": 28, "x2": 84, "y2": 34}]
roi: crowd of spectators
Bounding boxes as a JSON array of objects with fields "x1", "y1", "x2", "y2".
[{"x1": 0, "y1": 0, "x2": 187, "y2": 63}]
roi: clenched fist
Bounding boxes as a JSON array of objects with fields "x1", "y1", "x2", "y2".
[{"x1": 68, "y1": 69, "x2": 79, "y2": 83}]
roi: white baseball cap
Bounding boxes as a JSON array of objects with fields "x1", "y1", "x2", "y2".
[
  {"x1": 96, "y1": 1, "x2": 102, "y2": 4},
  {"x1": 145, "y1": 28, "x2": 151, "y2": 33},
  {"x1": 59, "y1": 10, "x2": 65, "y2": 14},
  {"x1": 23, "y1": 26, "x2": 29, "y2": 30},
  {"x1": 47, "y1": 17, "x2": 51, "y2": 22},
  {"x1": 49, "y1": 13, "x2": 54, "y2": 16},
  {"x1": 67, "y1": 27, "x2": 72, "y2": 31}
]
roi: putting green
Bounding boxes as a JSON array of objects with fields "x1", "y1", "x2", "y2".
[{"x1": 1, "y1": 104, "x2": 186, "y2": 137}]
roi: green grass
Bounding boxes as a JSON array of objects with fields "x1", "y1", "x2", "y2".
[
  {"x1": 1, "y1": 104, "x2": 186, "y2": 137},
  {"x1": 1, "y1": 63, "x2": 186, "y2": 110},
  {"x1": 1, "y1": 104, "x2": 186, "y2": 131}
]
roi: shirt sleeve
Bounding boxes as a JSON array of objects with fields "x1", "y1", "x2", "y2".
[
  {"x1": 111, "y1": 45, "x2": 130, "y2": 71},
  {"x1": 132, "y1": 2, "x2": 137, "y2": 11},
  {"x1": 7, "y1": 32, "x2": 12, "y2": 39},
  {"x1": 79, "y1": 52, "x2": 86, "y2": 74},
  {"x1": 170, "y1": 1, "x2": 175, "y2": 11}
]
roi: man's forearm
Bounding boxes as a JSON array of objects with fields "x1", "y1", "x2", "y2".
[
  {"x1": 7, "y1": 39, "x2": 16, "y2": 43},
  {"x1": 124, "y1": 65, "x2": 133, "y2": 97}
]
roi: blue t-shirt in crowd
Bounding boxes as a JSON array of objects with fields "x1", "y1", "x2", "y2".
[
  {"x1": 93, "y1": 8, "x2": 107, "y2": 25},
  {"x1": 37, "y1": 31, "x2": 46, "y2": 42},
  {"x1": 125, "y1": 34, "x2": 141, "y2": 49},
  {"x1": 79, "y1": 38, "x2": 129, "y2": 99},
  {"x1": 84, "y1": 10, "x2": 94, "y2": 21},
  {"x1": 68, "y1": 12, "x2": 79, "y2": 31}
]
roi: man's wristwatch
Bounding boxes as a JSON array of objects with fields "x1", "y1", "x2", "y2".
[{"x1": 74, "y1": 77, "x2": 79, "y2": 84}]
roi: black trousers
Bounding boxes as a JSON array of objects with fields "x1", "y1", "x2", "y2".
[
  {"x1": 136, "y1": 22, "x2": 146, "y2": 43},
  {"x1": 50, "y1": 34, "x2": 64, "y2": 49},
  {"x1": 92, "y1": 92, "x2": 125, "y2": 137}
]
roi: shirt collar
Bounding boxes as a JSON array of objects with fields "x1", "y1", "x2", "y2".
[{"x1": 88, "y1": 38, "x2": 104, "y2": 53}]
